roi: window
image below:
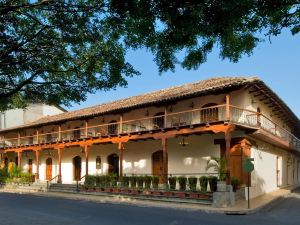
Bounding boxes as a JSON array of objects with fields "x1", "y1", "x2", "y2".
[{"x1": 96, "y1": 156, "x2": 101, "y2": 169}]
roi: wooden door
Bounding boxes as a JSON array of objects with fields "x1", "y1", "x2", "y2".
[
  {"x1": 152, "y1": 150, "x2": 163, "y2": 183},
  {"x1": 73, "y1": 156, "x2": 81, "y2": 181},
  {"x1": 107, "y1": 154, "x2": 119, "y2": 175},
  {"x1": 46, "y1": 158, "x2": 52, "y2": 181},
  {"x1": 28, "y1": 159, "x2": 33, "y2": 174}
]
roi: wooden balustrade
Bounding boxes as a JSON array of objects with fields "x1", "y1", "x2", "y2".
[{"x1": 0, "y1": 104, "x2": 299, "y2": 151}]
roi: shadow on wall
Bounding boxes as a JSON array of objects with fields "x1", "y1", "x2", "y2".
[{"x1": 246, "y1": 172, "x2": 266, "y2": 200}]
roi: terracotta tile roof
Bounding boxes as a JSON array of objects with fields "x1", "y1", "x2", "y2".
[{"x1": 1, "y1": 76, "x2": 298, "y2": 134}]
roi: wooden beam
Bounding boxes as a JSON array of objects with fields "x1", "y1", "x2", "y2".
[{"x1": 84, "y1": 145, "x2": 89, "y2": 176}]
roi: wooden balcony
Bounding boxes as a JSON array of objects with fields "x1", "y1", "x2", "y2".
[{"x1": 0, "y1": 105, "x2": 299, "y2": 152}]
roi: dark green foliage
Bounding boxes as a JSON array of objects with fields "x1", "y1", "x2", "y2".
[
  {"x1": 199, "y1": 176, "x2": 208, "y2": 192},
  {"x1": 85, "y1": 175, "x2": 96, "y2": 187},
  {"x1": 178, "y1": 176, "x2": 187, "y2": 191},
  {"x1": 152, "y1": 176, "x2": 160, "y2": 189},
  {"x1": 1, "y1": 1, "x2": 299, "y2": 110},
  {"x1": 136, "y1": 176, "x2": 144, "y2": 189},
  {"x1": 121, "y1": 175, "x2": 130, "y2": 188},
  {"x1": 188, "y1": 177, "x2": 197, "y2": 191},
  {"x1": 144, "y1": 176, "x2": 152, "y2": 189},
  {"x1": 208, "y1": 176, "x2": 218, "y2": 192},
  {"x1": 110, "y1": 174, "x2": 118, "y2": 187},
  {"x1": 168, "y1": 176, "x2": 177, "y2": 190},
  {"x1": 129, "y1": 175, "x2": 137, "y2": 188}
]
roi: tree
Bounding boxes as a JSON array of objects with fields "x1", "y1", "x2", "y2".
[{"x1": 1, "y1": 1, "x2": 299, "y2": 110}]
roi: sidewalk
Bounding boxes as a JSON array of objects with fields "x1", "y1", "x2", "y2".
[{"x1": 1, "y1": 185, "x2": 298, "y2": 214}]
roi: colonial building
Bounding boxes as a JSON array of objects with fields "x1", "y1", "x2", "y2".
[{"x1": 0, "y1": 77, "x2": 299, "y2": 199}]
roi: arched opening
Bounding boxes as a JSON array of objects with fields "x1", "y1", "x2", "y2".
[
  {"x1": 200, "y1": 103, "x2": 219, "y2": 123},
  {"x1": 152, "y1": 150, "x2": 163, "y2": 183},
  {"x1": 73, "y1": 156, "x2": 81, "y2": 181},
  {"x1": 73, "y1": 127, "x2": 81, "y2": 139},
  {"x1": 46, "y1": 158, "x2": 52, "y2": 181},
  {"x1": 107, "y1": 153, "x2": 119, "y2": 175},
  {"x1": 153, "y1": 112, "x2": 165, "y2": 129},
  {"x1": 108, "y1": 120, "x2": 118, "y2": 135}
]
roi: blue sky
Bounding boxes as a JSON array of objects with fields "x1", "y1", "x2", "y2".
[{"x1": 69, "y1": 30, "x2": 299, "y2": 118}]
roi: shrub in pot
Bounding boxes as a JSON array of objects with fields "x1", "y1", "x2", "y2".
[
  {"x1": 144, "y1": 176, "x2": 152, "y2": 189},
  {"x1": 168, "y1": 176, "x2": 177, "y2": 190},
  {"x1": 110, "y1": 174, "x2": 118, "y2": 187},
  {"x1": 199, "y1": 176, "x2": 208, "y2": 192},
  {"x1": 208, "y1": 176, "x2": 218, "y2": 192},
  {"x1": 188, "y1": 176, "x2": 197, "y2": 191},
  {"x1": 152, "y1": 176, "x2": 160, "y2": 189},
  {"x1": 178, "y1": 176, "x2": 187, "y2": 191},
  {"x1": 84, "y1": 175, "x2": 96, "y2": 187},
  {"x1": 129, "y1": 175, "x2": 137, "y2": 188},
  {"x1": 231, "y1": 176, "x2": 240, "y2": 192},
  {"x1": 121, "y1": 175, "x2": 130, "y2": 188},
  {"x1": 137, "y1": 176, "x2": 144, "y2": 189}
]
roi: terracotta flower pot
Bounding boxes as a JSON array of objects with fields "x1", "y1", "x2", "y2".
[
  {"x1": 175, "y1": 191, "x2": 186, "y2": 198},
  {"x1": 163, "y1": 191, "x2": 173, "y2": 197},
  {"x1": 152, "y1": 190, "x2": 162, "y2": 196},
  {"x1": 188, "y1": 192, "x2": 199, "y2": 199}
]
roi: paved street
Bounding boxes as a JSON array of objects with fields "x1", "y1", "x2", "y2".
[{"x1": 0, "y1": 190, "x2": 299, "y2": 225}]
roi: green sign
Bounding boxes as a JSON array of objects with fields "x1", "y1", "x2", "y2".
[{"x1": 243, "y1": 158, "x2": 254, "y2": 173}]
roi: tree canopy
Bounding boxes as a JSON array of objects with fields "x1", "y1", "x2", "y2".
[{"x1": 1, "y1": 0, "x2": 299, "y2": 110}]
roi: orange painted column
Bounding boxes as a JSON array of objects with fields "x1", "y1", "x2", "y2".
[
  {"x1": 57, "y1": 148, "x2": 62, "y2": 183},
  {"x1": 35, "y1": 150, "x2": 40, "y2": 180},
  {"x1": 17, "y1": 151, "x2": 22, "y2": 169},
  {"x1": 118, "y1": 142, "x2": 123, "y2": 180},
  {"x1": 162, "y1": 137, "x2": 168, "y2": 185},
  {"x1": 225, "y1": 131, "x2": 231, "y2": 184},
  {"x1": 84, "y1": 145, "x2": 89, "y2": 176}
]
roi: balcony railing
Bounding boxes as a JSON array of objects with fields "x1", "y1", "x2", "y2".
[{"x1": 0, "y1": 105, "x2": 299, "y2": 151}]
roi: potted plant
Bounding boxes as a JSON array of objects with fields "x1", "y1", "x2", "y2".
[
  {"x1": 129, "y1": 175, "x2": 137, "y2": 189},
  {"x1": 84, "y1": 175, "x2": 96, "y2": 191},
  {"x1": 206, "y1": 156, "x2": 227, "y2": 191},
  {"x1": 137, "y1": 176, "x2": 144, "y2": 189},
  {"x1": 199, "y1": 176, "x2": 208, "y2": 192},
  {"x1": 121, "y1": 175, "x2": 130, "y2": 188},
  {"x1": 152, "y1": 176, "x2": 159, "y2": 189},
  {"x1": 208, "y1": 176, "x2": 218, "y2": 192},
  {"x1": 188, "y1": 176, "x2": 197, "y2": 191},
  {"x1": 144, "y1": 176, "x2": 152, "y2": 189},
  {"x1": 168, "y1": 176, "x2": 177, "y2": 191},
  {"x1": 178, "y1": 176, "x2": 187, "y2": 191},
  {"x1": 231, "y1": 176, "x2": 240, "y2": 192}
]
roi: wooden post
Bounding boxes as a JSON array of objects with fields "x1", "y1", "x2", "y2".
[
  {"x1": 17, "y1": 132, "x2": 20, "y2": 146},
  {"x1": 225, "y1": 131, "x2": 231, "y2": 184},
  {"x1": 162, "y1": 138, "x2": 168, "y2": 186},
  {"x1": 164, "y1": 107, "x2": 167, "y2": 128},
  {"x1": 58, "y1": 125, "x2": 61, "y2": 141},
  {"x1": 35, "y1": 150, "x2": 40, "y2": 180},
  {"x1": 57, "y1": 148, "x2": 62, "y2": 183},
  {"x1": 226, "y1": 94, "x2": 230, "y2": 121},
  {"x1": 118, "y1": 142, "x2": 123, "y2": 180},
  {"x1": 36, "y1": 129, "x2": 39, "y2": 144},
  {"x1": 84, "y1": 145, "x2": 89, "y2": 176},
  {"x1": 119, "y1": 115, "x2": 123, "y2": 134},
  {"x1": 17, "y1": 151, "x2": 21, "y2": 169},
  {"x1": 85, "y1": 120, "x2": 88, "y2": 138}
]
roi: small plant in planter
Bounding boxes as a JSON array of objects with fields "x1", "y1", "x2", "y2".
[
  {"x1": 208, "y1": 176, "x2": 218, "y2": 192},
  {"x1": 144, "y1": 176, "x2": 152, "y2": 189},
  {"x1": 199, "y1": 176, "x2": 208, "y2": 192},
  {"x1": 137, "y1": 176, "x2": 144, "y2": 189},
  {"x1": 129, "y1": 175, "x2": 137, "y2": 189},
  {"x1": 152, "y1": 176, "x2": 160, "y2": 189},
  {"x1": 84, "y1": 175, "x2": 96, "y2": 191},
  {"x1": 110, "y1": 174, "x2": 118, "y2": 187},
  {"x1": 231, "y1": 176, "x2": 240, "y2": 192},
  {"x1": 178, "y1": 176, "x2": 187, "y2": 191},
  {"x1": 188, "y1": 176, "x2": 197, "y2": 192},
  {"x1": 121, "y1": 175, "x2": 130, "y2": 188},
  {"x1": 168, "y1": 176, "x2": 177, "y2": 191}
]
